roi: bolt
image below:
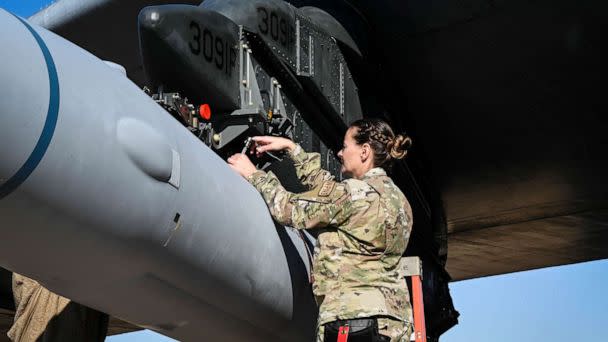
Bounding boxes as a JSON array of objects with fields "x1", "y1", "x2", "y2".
[{"x1": 212, "y1": 134, "x2": 221, "y2": 144}]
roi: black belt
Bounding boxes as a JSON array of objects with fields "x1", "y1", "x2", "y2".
[{"x1": 324, "y1": 318, "x2": 390, "y2": 342}]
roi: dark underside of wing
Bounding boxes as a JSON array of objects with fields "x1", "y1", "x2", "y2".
[{"x1": 382, "y1": 0, "x2": 608, "y2": 281}]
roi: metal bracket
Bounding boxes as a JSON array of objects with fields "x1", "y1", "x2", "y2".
[
  {"x1": 239, "y1": 37, "x2": 264, "y2": 111},
  {"x1": 168, "y1": 149, "x2": 181, "y2": 189},
  {"x1": 402, "y1": 256, "x2": 423, "y2": 278}
]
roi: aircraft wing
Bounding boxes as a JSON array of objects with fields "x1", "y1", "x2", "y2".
[
  {"x1": 0, "y1": 0, "x2": 607, "y2": 339},
  {"x1": 383, "y1": 0, "x2": 608, "y2": 281}
]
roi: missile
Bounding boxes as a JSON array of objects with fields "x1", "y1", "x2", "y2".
[{"x1": 0, "y1": 9, "x2": 317, "y2": 341}]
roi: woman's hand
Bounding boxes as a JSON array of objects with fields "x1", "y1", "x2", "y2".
[
  {"x1": 252, "y1": 136, "x2": 296, "y2": 157},
  {"x1": 227, "y1": 153, "x2": 257, "y2": 178}
]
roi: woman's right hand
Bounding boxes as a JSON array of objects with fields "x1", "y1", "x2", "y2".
[{"x1": 252, "y1": 136, "x2": 296, "y2": 157}]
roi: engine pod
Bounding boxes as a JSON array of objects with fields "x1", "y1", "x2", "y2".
[{"x1": 139, "y1": 5, "x2": 241, "y2": 113}]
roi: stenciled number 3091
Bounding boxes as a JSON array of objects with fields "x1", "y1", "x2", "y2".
[{"x1": 188, "y1": 21, "x2": 229, "y2": 71}]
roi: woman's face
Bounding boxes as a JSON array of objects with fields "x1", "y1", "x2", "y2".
[{"x1": 337, "y1": 127, "x2": 364, "y2": 177}]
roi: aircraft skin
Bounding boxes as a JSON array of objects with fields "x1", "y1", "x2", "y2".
[
  {"x1": 0, "y1": 8, "x2": 320, "y2": 341},
  {"x1": 1, "y1": 0, "x2": 607, "y2": 340}
]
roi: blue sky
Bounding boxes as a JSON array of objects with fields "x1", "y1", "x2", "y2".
[{"x1": 2, "y1": 1, "x2": 607, "y2": 341}]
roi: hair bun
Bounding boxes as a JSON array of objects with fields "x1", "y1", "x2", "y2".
[{"x1": 389, "y1": 134, "x2": 412, "y2": 160}]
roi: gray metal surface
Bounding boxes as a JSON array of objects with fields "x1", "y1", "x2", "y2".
[
  {"x1": 201, "y1": 0, "x2": 362, "y2": 149},
  {"x1": 0, "y1": 9, "x2": 316, "y2": 341},
  {"x1": 401, "y1": 257, "x2": 423, "y2": 278},
  {"x1": 29, "y1": 0, "x2": 202, "y2": 84}
]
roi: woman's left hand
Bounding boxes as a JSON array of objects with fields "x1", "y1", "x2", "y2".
[{"x1": 227, "y1": 153, "x2": 257, "y2": 178}]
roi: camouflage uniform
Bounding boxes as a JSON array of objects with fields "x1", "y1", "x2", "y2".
[
  {"x1": 248, "y1": 145, "x2": 413, "y2": 342},
  {"x1": 8, "y1": 274, "x2": 108, "y2": 342}
]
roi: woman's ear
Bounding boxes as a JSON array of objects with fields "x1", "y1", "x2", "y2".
[{"x1": 361, "y1": 143, "x2": 371, "y2": 162}]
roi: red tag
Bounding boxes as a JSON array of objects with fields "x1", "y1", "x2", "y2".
[{"x1": 337, "y1": 325, "x2": 349, "y2": 342}]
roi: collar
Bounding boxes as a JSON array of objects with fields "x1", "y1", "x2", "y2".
[{"x1": 362, "y1": 167, "x2": 386, "y2": 179}]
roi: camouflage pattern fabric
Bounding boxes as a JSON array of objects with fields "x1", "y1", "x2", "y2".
[
  {"x1": 8, "y1": 274, "x2": 108, "y2": 342},
  {"x1": 248, "y1": 144, "x2": 414, "y2": 337},
  {"x1": 8, "y1": 274, "x2": 70, "y2": 342},
  {"x1": 376, "y1": 317, "x2": 412, "y2": 342}
]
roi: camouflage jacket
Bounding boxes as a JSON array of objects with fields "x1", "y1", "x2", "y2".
[{"x1": 247, "y1": 144, "x2": 413, "y2": 326}]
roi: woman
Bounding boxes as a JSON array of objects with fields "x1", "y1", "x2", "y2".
[{"x1": 228, "y1": 118, "x2": 413, "y2": 342}]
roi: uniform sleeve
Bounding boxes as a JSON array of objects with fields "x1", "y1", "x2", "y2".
[
  {"x1": 288, "y1": 144, "x2": 334, "y2": 190},
  {"x1": 248, "y1": 170, "x2": 351, "y2": 229}
]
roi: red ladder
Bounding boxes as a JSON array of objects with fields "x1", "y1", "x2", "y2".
[{"x1": 403, "y1": 257, "x2": 427, "y2": 342}]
